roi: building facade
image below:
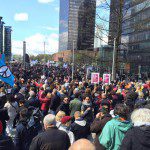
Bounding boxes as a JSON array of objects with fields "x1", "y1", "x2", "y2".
[
  {"x1": 59, "y1": 0, "x2": 96, "y2": 51},
  {"x1": 109, "y1": 0, "x2": 150, "y2": 75},
  {"x1": 4, "y1": 26, "x2": 12, "y2": 61},
  {"x1": 0, "y1": 17, "x2": 4, "y2": 54},
  {"x1": 122, "y1": 0, "x2": 150, "y2": 74}
]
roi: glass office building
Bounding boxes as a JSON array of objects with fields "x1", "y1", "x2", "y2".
[
  {"x1": 4, "y1": 26, "x2": 12, "y2": 61},
  {"x1": 109, "y1": 0, "x2": 150, "y2": 74},
  {"x1": 59, "y1": 0, "x2": 96, "y2": 51},
  {"x1": 122, "y1": 0, "x2": 150, "y2": 74}
]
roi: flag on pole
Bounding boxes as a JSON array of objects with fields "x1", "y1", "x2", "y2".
[{"x1": 0, "y1": 54, "x2": 14, "y2": 87}]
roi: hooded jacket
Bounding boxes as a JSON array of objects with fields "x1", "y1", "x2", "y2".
[
  {"x1": 121, "y1": 126, "x2": 150, "y2": 150},
  {"x1": 70, "y1": 118, "x2": 90, "y2": 141},
  {"x1": 59, "y1": 125, "x2": 75, "y2": 144},
  {"x1": 81, "y1": 102, "x2": 93, "y2": 123},
  {"x1": 99, "y1": 116, "x2": 132, "y2": 150},
  {"x1": 90, "y1": 114, "x2": 112, "y2": 150},
  {"x1": 0, "y1": 135, "x2": 14, "y2": 150},
  {"x1": 14, "y1": 117, "x2": 37, "y2": 150}
]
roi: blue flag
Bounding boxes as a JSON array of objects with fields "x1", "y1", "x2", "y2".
[{"x1": 0, "y1": 54, "x2": 14, "y2": 87}]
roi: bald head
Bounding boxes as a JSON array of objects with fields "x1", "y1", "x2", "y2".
[
  {"x1": 69, "y1": 139, "x2": 95, "y2": 150},
  {"x1": 74, "y1": 111, "x2": 81, "y2": 120}
]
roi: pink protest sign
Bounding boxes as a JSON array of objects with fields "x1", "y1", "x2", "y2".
[
  {"x1": 103, "y1": 74, "x2": 111, "y2": 84},
  {"x1": 91, "y1": 73, "x2": 99, "y2": 84}
]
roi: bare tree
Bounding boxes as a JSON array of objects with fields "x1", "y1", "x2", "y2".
[{"x1": 95, "y1": 0, "x2": 149, "y2": 79}]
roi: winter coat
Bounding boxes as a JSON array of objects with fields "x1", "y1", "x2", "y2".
[
  {"x1": 50, "y1": 94, "x2": 61, "y2": 111},
  {"x1": 29, "y1": 127, "x2": 70, "y2": 150},
  {"x1": 0, "y1": 108, "x2": 9, "y2": 135},
  {"x1": 59, "y1": 125, "x2": 75, "y2": 144},
  {"x1": 4, "y1": 102, "x2": 18, "y2": 119},
  {"x1": 4, "y1": 102, "x2": 18, "y2": 136},
  {"x1": 81, "y1": 102, "x2": 93, "y2": 124},
  {"x1": 0, "y1": 135, "x2": 14, "y2": 150},
  {"x1": 90, "y1": 114, "x2": 112, "y2": 150},
  {"x1": 69, "y1": 98, "x2": 82, "y2": 117},
  {"x1": 14, "y1": 118, "x2": 35, "y2": 150},
  {"x1": 70, "y1": 118, "x2": 90, "y2": 141},
  {"x1": 57, "y1": 102, "x2": 70, "y2": 116},
  {"x1": 26, "y1": 97, "x2": 41, "y2": 108},
  {"x1": 121, "y1": 126, "x2": 150, "y2": 150},
  {"x1": 39, "y1": 93, "x2": 50, "y2": 111},
  {"x1": 99, "y1": 116, "x2": 132, "y2": 150}
]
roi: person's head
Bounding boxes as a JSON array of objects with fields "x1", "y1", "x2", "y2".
[
  {"x1": 0, "y1": 86, "x2": 5, "y2": 93},
  {"x1": 6, "y1": 93, "x2": 16, "y2": 103},
  {"x1": 101, "y1": 93, "x2": 106, "y2": 99},
  {"x1": 0, "y1": 121, "x2": 3, "y2": 135},
  {"x1": 73, "y1": 90, "x2": 79, "y2": 98},
  {"x1": 85, "y1": 88, "x2": 91, "y2": 94},
  {"x1": 99, "y1": 106, "x2": 110, "y2": 115},
  {"x1": 46, "y1": 92, "x2": 52, "y2": 99},
  {"x1": 19, "y1": 108, "x2": 29, "y2": 119},
  {"x1": 29, "y1": 91, "x2": 35, "y2": 98},
  {"x1": 52, "y1": 89, "x2": 57, "y2": 95},
  {"x1": 131, "y1": 108, "x2": 150, "y2": 126},
  {"x1": 138, "y1": 92, "x2": 144, "y2": 99},
  {"x1": 74, "y1": 111, "x2": 81, "y2": 120},
  {"x1": 63, "y1": 96, "x2": 69, "y2": 104},
  {"x1": 69, "y1": 139, "x2": 96, "y2": 150},
  {"x1": 43, "y1": 114, "x2": 56, "y2": 129},
  {"x1": 114, "y1": 104, "x2": 129, "y2": 120},
  {"x1": 83, "y1": 94, "x2": 90, "y2": 103},
  {"x1": 19, "y1": 99, "x2": 25, "y2": 107},
  {"x1": 56, "y1": 111, "x2": 66, "y2": 122},
  {"x1": 61, "y1": 116, "x2": 72, "y2": 127}
]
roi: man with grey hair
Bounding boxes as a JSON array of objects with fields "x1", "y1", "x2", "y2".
[
  {"x1": 121, "y1": 108, "x2": 150, "y2": 150},
  {"x1": 29, "y1": 114, "x2": 70, "y2": 150}
]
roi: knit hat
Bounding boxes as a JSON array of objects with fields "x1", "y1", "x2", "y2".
[
  {"x1": 61, "y1": 116, "x2": 71, "y2": 124},
  {"x1": 0, "y1": 121, "x2": 3, "y2": 135}
]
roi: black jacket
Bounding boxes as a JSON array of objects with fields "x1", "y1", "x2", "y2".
[
  {"x1": 50, "y1": 94, "x2": 61, "y2": 111},
  {"x1": 70, "y1": 119, "x2": 90, "y2": 141},
  {"x1": 121, "y1": 126, "x2": 150, "y2": 150},
  {"x1": 90, "y1": 114, "x2": 112, "y2": 150},
  {"x1": 0, "y1": 108, "x2": 9, "y2": 135},
  {"x1": 14, "y1": 118, "x2": 36, "y2": 150},
  {"x1": 29, "y1": 127, "x2": 70, "y2": 150},
  {"x1": 57, "y1": 102, "x2": 70, "y2": 116},
  {"x1": 0, "y1": 135, "x2": 14, "y2": 150}
]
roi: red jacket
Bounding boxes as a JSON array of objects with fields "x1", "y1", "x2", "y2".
[{"x1": 39, "y1": 91, "x2": 50, "y2": 111}]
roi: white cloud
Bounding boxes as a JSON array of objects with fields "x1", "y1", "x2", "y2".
[
  {"x1": 14, "y1": 13, "x2": 28, "y2": 21},
  {"x1": 42, "y1": 26, "x2": 58, "y2": 31},
  {"x1": 38, "y1": 0, "x2": 54, "y2": 3},
  {"x1": 12, "y1": 33, "x2": 58, "y2": 56},
  {"x1": 55, "y1": 7, "x2": 59, "y2": 12},
  {"x1": 96, "y1": 0, "x2": 106, "y2": 6}
]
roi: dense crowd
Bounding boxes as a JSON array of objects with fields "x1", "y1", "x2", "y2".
[{"x1": 0, "y1": 64, "x2": 150, "y2": 150}]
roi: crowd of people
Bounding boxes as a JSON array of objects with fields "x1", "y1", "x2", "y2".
[{"x1": 0, "y1": 63, "x2": 150, "y2": 150}]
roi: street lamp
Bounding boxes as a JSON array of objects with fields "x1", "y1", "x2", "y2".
[
  {"x1": 112, "y1": 38, "x2": 117, "y2": 81},
  {"x1": 72, "y1": 40, "x2": 75, "y2": 80}
]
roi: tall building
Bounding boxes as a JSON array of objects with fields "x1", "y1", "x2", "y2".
[
  {"x1": 0, "y1": 17, "x2": 4, "y2": 54},
  {"x1": 59, "y1": 0, "x2": 96, "y2": 51},
  {"x1": 109, "y1": 0, "x2": 150, "y2": 74},
  {"x1": 122, "y1": 0, "x2": 150, "y2": 74},
  {"x1": 4, "y1": 26, "x2": 12, "y2": 61}
]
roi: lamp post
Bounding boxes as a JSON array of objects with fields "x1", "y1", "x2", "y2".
[
  {"x1": 112, "y1": 38, "x2": 117, "y2": 81},
  {"x1": 23, "y1": 41, "x2": 26, "y2": 69},
  {"x1": 44, "y1": 41, "x2": 46, "y2": 64},
  {"x1": 72, "y1": 40, "x2": 75, "y2": 80}
]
